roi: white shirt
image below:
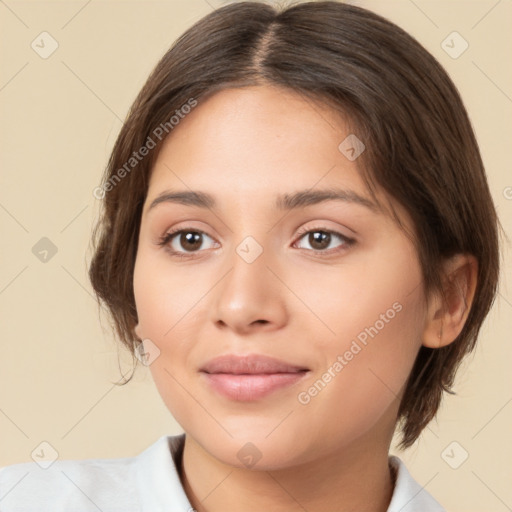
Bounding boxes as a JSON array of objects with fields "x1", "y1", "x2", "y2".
[{"x1": 0, "y1": 433, "x2": 445, "y2": 511}]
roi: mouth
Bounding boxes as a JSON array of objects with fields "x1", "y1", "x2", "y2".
[{"x1": 199, "y1": 354, "x2": 310, "y2": 401}]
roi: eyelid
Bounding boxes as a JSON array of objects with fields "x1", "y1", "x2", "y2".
[
  {"x1": 153, "y1": 220, "x2": 215, "y2": 244},
  {"x1": 294, "y1": 222, "x2": 356, "y2": 242}
]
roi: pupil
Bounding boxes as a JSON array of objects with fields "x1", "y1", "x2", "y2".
[
  {"x1": 182, "y1": 232, "x2": 202, "y2": 251},
  {"x1": 310, "y1": 231, "x2": 330, "y2": 250}
]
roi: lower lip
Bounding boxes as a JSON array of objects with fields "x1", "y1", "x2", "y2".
[{"x1": 201, "y1": 372, "x2": 308, "y2": 401}]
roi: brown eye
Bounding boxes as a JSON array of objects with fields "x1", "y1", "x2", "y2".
[
  {"x1": 307, "y1": 231, "x2": 331, "y2": 250},
  {"x1": 176, "y1": 231, "x2": 204, "y2": 252},
  {"x1": 294, "y1": 227, "x2": 355, "y2": 255},
  {"x1": 157, "y1": 228, "x2": 218, "y2": 258}
]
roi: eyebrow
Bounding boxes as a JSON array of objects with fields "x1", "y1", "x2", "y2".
[{"x1": 147, "y1": 188, "x2": 378, "y2": 213}]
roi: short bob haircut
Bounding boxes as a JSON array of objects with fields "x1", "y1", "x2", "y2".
[{"x1": 88, "y1": 1, "x2": 503, "y2": 449}]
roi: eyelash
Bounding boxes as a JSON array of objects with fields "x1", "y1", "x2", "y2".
[{"x1": 156, "y1": 225, "x2": 356, "y2": 260}]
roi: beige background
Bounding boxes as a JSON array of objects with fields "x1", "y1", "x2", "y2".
[{"x1": 0, "y1": 1, "x2": 511, "y2": 510}]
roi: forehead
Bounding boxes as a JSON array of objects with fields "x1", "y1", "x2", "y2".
[
  {"x1": 147, "y1": 86, "x2": 364, "y2": 193},
  {"x1": 142, "y1": 85, "x2": 409, "y2": 231}
]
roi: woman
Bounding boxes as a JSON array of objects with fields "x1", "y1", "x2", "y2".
[{"x1": 0, "y1": 2, "x2": 502, "y2": 510}]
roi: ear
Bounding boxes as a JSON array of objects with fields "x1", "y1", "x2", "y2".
[{"x1": 422, "y1": 254, "x2": 478, "y2": 349}]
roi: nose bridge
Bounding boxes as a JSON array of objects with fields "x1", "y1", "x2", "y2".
[
  {"x1": 212, "y1": 230, "x2": 287, "y2": 330},
  {"x1": 223, "y1": 209, "x2": 277, "y2": 287},
  {"x1": 225, "y1": 233, "x2": 273, "y2": 302}
]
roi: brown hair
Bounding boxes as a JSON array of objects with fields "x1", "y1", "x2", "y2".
[{"x1": 88, "y1": 0, "x2": 503, "y2": 448}]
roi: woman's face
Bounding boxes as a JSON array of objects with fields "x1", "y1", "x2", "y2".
[{"x1": 133, "y1": 85, "x2": 428, "y2": 469}]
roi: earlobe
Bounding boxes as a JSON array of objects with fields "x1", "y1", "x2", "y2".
[{"x1": 422, "y1": 254, "x2": 478, "y2": 349}]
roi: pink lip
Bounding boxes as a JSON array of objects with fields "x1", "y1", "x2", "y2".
[{"x1": 200, "y1": 354, "x2": 309, "y2": 401}]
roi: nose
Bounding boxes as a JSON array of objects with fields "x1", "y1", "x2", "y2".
[{"x1": 211, "y1": 238, "x2": 288, "y2": 335}]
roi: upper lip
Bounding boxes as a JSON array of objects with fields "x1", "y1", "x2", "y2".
[{"x1": 200, "y1": 354, "x2": 309, "y2": 375}]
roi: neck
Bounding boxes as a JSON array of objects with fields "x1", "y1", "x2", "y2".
[{"x1": 179, "y1": 428, "x2": 396, "y2": 512}]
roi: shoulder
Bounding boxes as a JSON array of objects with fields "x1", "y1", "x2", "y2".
[
  {"x1": 0, "y1": 434, "x2": 190, "y2": 512},
  {"x1": 0, "y1": 450, "x2": 139, "y2": 512},
  {"x1": 387, "y1": 455, "x2": 446, "y2": 512}
]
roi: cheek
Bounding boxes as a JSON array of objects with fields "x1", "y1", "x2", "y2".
[
  {"x1": 133, "y1": 249, "x2": 211, "y2": 412},
  {"x1": 133, "y1": 246, "x2": 208, "y2": 340},
  {"x1": 147, "y1": 356, "x2": 193, "y2": 426},
  {"x1": 292, "y1": 289, "x2": 424, "y2": 457},
  {"x1": 289, "y1": 241, "x2": 424, "y2": 357},
  {"x1": 297, "y1": 256, "x2": 425, "y2": 435}
]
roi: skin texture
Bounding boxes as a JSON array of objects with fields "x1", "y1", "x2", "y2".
[{"x1": 133, "y1": 85, "x2": 477, "y2": 512}]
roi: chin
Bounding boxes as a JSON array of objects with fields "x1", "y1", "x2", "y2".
[{"x1": 190, "y1": 423, "x2": 315, "y2": 471}]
